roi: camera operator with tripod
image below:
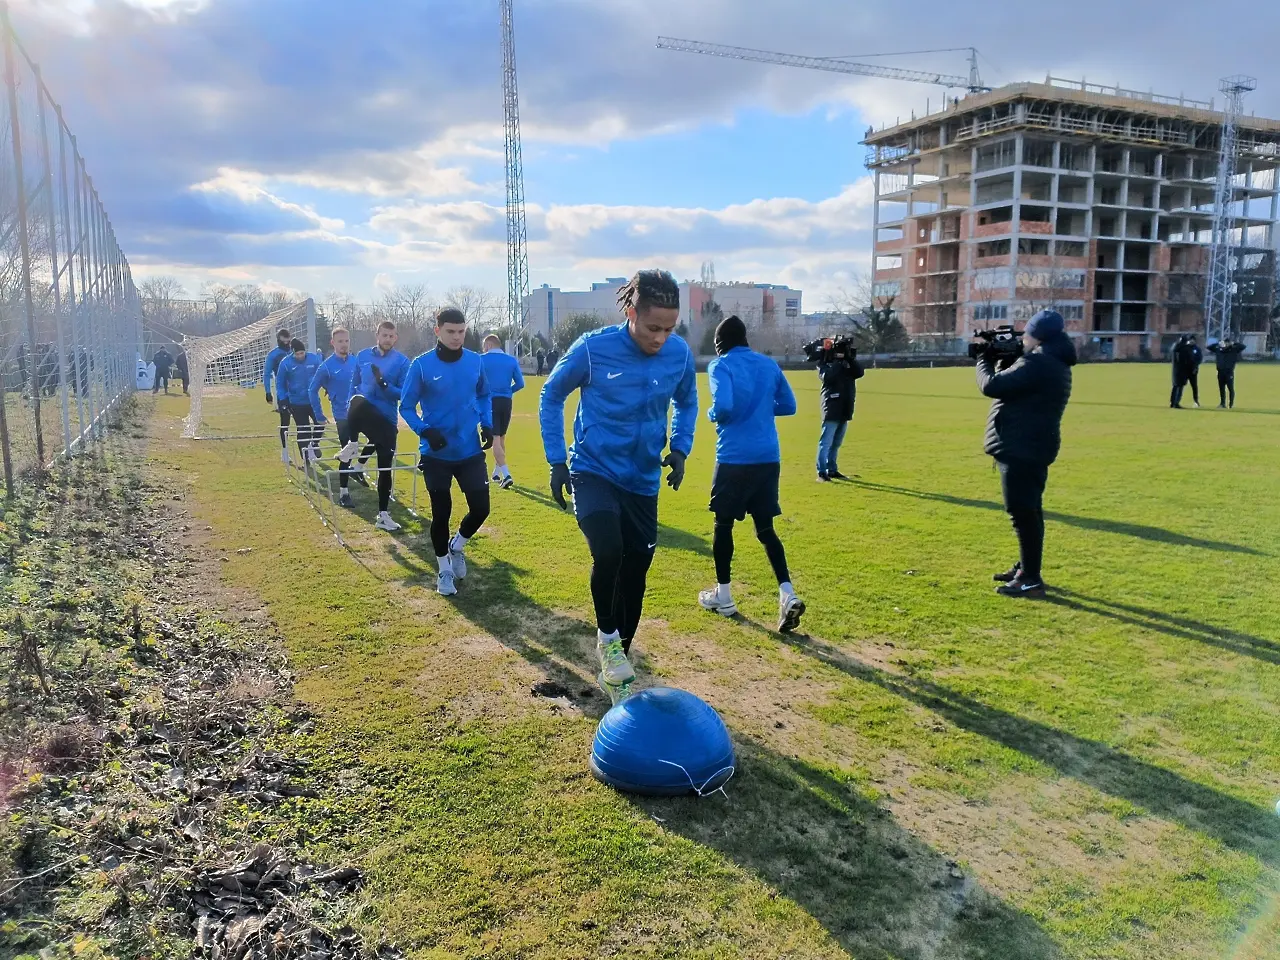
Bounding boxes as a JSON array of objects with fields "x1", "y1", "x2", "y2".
[
  {"x1": 806, "y1": 334, "x2": 864, "y2": 482},
  {"x1": 973, "y1": 311, "x2": 1077, "y2": 599}
]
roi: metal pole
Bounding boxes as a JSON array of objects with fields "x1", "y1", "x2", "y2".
[
  {"x1": 3, "y1": 3, "x2": 45, "y2": 465},
  {"x1": 34, "y1": 65, "x2": 71, "y2": 458},
  {"x1": 55, "y1": 105, "x2": 87, "y2": 445}
]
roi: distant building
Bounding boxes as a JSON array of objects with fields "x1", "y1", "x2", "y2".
[{"x1": 523, "y1": 278, "x2": 802, "y2": 351}]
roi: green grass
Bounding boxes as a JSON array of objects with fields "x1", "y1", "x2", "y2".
[{"x1": 153, "y1": 363, "x2": 1280, "y2": 959}]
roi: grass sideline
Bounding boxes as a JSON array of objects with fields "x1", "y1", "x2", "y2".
[{"x1": 153, "y1": 362, "x2": 1280, "y2": 959}]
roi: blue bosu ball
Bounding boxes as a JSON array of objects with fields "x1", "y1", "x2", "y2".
[{"x1": 590, "y1": 687, "x2": 735, "y2": 796}]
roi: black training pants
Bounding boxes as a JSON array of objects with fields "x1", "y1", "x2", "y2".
[
  {"x1": 998, "y1": 459, "x2": 1048, "y2": 584},
  {"x1": 277, "y1": 406, "x2": 291, "y2": 448},
  {"x1": 1218, "y1": 370, "x2": 1236, "y2": 408},
  {"x1": 713, "y1": 515, "x2": 791, "y2": 586},
  {"x1": 427, "y1": 486, "x2": 491, "y2": 558},
  {"x1": 289, "y1": 403, "x2": 319, "y2": 459},
  {"x1": 345, "y1": 396, "x2": 398, "y2": 511}
]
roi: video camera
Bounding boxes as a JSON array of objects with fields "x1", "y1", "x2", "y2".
[
  {"x1": 803, "y1": 335, "x2": 857, "y2": 365},
  {"x1": 969, "y1": 325, "x2": 1025, "y2": 361}
]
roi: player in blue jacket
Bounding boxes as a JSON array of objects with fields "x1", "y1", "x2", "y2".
[
  {"x1": 264, "y1": 327, "x2": 293, "y2": 462},
  {"x1": 401, "y1": 309, "x2": 494, "y2": 596},
  {"x1": 337, "y1": 321, "x2": 410, "y2": 532},
  {"x1": 697, "y1": 316, "x2": 805, "y2": 633},
  {"x1": 539, "y1": 269, "x2": 697, "y2": 701},
  {"x1": 481, "y1": 333, "x2": 525, "y2": 490},
  {"x1": 308, "y1": 327, "x2": 366, "y2": 507},
  {"x1": 275, "y1": 339, "x2": 323, "y2": 465}
]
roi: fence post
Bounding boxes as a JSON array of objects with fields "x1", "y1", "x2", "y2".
[
  {"x1": 305, "y1": 297, "x2": 317, "y2": 352},
  {"x1": 34, "y1": 65, "x2": 71, "y2": 459},
  {"x1": 54, "y1": 104, "x2": 87, "y2": 447},
  {"x1": 2, "y1": 2, "x2": 44, "y2": 466}
]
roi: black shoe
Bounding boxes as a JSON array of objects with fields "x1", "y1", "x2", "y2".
[
  {"x1": 350, "y1": 469, "x2": 370, "y2": 488},
  {"x1": 817, "y1": 473, "x2": 831, "y2": 483},
  {"x1": 1218, "y1": 403, "x2": 1226, "y2": 409},
  {"x1": 1171, "y1": 404, "x2": 1182, "y2": 409},
  {"x1": 828, "y1": 471, "x2": 849, "y2": 481},
  {"x1": 993, "y1": 561, "x2": 1022, "y2": 583},
  {"x1": 996, "y1": 578, "x2": 1045, "y2": 599}
]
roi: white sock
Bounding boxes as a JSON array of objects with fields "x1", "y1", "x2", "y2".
[
  {"x1": 780, "y1": 582, "x2": 796, "y2": 600},
  {"x1": 450, "y1": 532, "x2": 468, "y2": 553},
  {"x1": 437, "y1": 554, "x2": 453, "y2": 575},
  {"x1": 499, "y1": 465, "x2": 511, "y2": 478},
  {"x1": 597, "y1": 629, "x2": 621, "y2": 646},
  {"x1": 716, "y1": 584, "x2": 732, "y2": 602}
]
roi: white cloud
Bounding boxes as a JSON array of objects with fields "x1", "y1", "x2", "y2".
[{"x1": 191, "y1": 168, "x2": 346, "y2": 231}]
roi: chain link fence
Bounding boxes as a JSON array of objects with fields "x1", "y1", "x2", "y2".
[{"x1": 0, "y1": 6, "x2": 141, "y2": 494}]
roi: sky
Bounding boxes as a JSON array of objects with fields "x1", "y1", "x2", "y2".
[{"x1": 12, "y1": 0, "x2": 1280, "y2": 309}]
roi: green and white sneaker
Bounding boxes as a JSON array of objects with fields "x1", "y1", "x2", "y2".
[
  {"x1": 596, "y1": 634, "x2": 635, "y2": 686},
  {"x1": 597, "y1": 671, "x2": 634, "y2": 706}
]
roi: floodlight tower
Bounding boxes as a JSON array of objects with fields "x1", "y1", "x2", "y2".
[
  {"x1": 1204, "y1": 75, "x2": 1257, "y2": 343},
  {"x1": 500, "y1": 0, "x2": 531, "y2": 349}
]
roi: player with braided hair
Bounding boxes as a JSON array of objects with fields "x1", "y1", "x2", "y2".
[{"x1": 539, "y1": 269, "x2": 697, "y2": 702}]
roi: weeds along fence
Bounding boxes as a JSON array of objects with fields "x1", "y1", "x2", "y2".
[{"x1": 0, "y1": 5, "x2": 142, "y2": 495}]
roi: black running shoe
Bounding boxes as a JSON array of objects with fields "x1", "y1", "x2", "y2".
[
  {"x1": 993, "y1": 561, "x2": 1022, "y2": 583},
  {"x1": 829, "y1": 471, "x2": 850, "y2": 481},
  {"x1": 996, "y1": 578, "x2": 1045, "y2": 599},
  {"x1": 349, "y1": 469, "x2": 370, "y2": 488},
  {"x1": 817, "y1": 472, "x2": 831, "y2": 483}
]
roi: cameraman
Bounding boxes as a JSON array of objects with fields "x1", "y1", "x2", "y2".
[
  {"x1": 815, "y1": 337, "x2": 864, "y2": 482},
  {"x1": 975, "y1": 309, "x2": 1077, "y2": 599}
]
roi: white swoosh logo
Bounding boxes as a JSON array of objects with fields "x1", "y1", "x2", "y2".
[
  {"x1": 433, "y1": 376, "x2": 443, "y2": 381},
  {"x1": 647, "y1": 542, "x2": 657, "y2": 550},
  {"x1": 607, "y1": 372, "x2": 623, "y2": 379}
]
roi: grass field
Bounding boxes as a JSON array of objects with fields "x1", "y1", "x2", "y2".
[{"x1": 151, "y1": 361, "x2": 1280, "y2": 960}]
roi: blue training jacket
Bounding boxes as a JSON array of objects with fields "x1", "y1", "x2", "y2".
[
  {"x1": 539, "y1": 323, "x2": 697, "y2": 497},
  {"x1": 351, "y1": 346, "x2": 410, "y2": 426},
  {"x1": 275, "y1": 352, "x2": 323, "y2": 407},
  {"x1": 308, "y1": 352, "x2": 356, "y2": 423},
  {"x1": 264, "y1": 346, "x2": 289, "y2": 398},
  {"x1": 481, "y1": 349, "x2": 526, "y2": 400},
  {"x1": 400, "y1": 347, "x2": 492, "y2": 462},
  {"x1": 707, "y1": 346, "x2": 796, "y2": 465}
]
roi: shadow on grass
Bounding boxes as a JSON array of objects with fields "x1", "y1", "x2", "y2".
[
  {"x1": 433, "y1": 556, "x2": 1063, "y2": 957},
  {"x1": 1046, "y1": 588, "x2": 1280, "y2": 666},
  {"x1": 508, "y1": 482, "x2": 714, "y2": 559},
  {"x1": 847, "y1": 479, "x2": 1264, "y2": 556},
  {"x1": 777, "y1": 632, "x2": 1280, "y2": 868}
]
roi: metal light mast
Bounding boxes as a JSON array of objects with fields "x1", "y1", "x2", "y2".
[
  {"x1": 500, "y1": 0, "x2": 531, "y2": 349},
  {"x1": 1204, "y1": 75, "x2": 1257, "y2": 343}
]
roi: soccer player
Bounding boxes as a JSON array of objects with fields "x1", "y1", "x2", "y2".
[
  {"x1": 264, "y1": 328, "x2": 292, "y2": 462},
  {"x1": 480, "y1": 333, "x2": 525, "y2": 489},
  {"x1": 337, "y1": 321, "x2": 410, "y2": 532},
  {"x1": 309, "y1": 327, "x2": 364, "y2": 508},
  {"x1": 697, "y1": 316, "x2": 806, "y2": 633},
  {"x1": 539, "y1": 269, "x2": 697, "y2": 700},
  {"x1": 400, "y1": 309, "x2": 493, "y2": 596},
  {"x1": 275, "y1": 339, "x2": 323, "y2": 464}
]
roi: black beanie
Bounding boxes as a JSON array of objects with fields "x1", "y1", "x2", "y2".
[{"x1": 714, "y1": 315, "x2": 748, "y2": 356}]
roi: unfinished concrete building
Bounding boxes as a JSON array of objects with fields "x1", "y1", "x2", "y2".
[{"x1": 864, "y1": 79, "x2": 1280, "y2": 358}]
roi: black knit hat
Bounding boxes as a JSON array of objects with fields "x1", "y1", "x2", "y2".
[{"x1": 714, "y1": 315, "x2": 748, "y2": 356}]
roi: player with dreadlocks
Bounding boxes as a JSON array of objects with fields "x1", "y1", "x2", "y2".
[{"x1": 539, "y1": 269, "x2": 698, "y2": 702}]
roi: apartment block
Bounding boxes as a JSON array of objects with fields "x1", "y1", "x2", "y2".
[{"x1": 864, "y1": 79, "x2": 1280, "y2": 358}]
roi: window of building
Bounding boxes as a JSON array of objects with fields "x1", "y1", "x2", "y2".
[
  {"x1": 1016, "y1": 268, "x2": 1087, "y2": 289},
  {"x1": 873, "y1": 281, "x2": 901, "y2": 298},
  {"x1": 876, "y1": 255, "x2": 903, "y2": 271},
  {"x1": 973, "y1": 268, "x2": 1012, "y2": 290},
  {"x1": 785, "y1": 308, "x2": 798, "y2": 318},
  {"x1": 972, "y1": 304, "x2": 1009, "y2": 322},
  {"x1": 975, "y1": 139, "x2": 1017, "y2": 172}
]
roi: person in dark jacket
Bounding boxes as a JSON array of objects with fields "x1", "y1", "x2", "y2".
[
  {"x1": 1170, "y1": 334, "x2": 1202, "y2": 408},
  {"x1": 815, "y1": 339, "x2": 864, "y2": 481},
  {"x1": 536, "y1": 349, "x2": 546, "y2": 376},
  {"x1": 152, "y1": 347, "x2": 174, "y2": 395},
  {"x1": 976, "y1": 309, "x2": 1077, "y2": 599},
  {"x1": 1208, "y1": 338, "x2": 1245, "y2": 408},
  {"x1": 174, "y1": 349, "x2": 190, "y2": 395}
]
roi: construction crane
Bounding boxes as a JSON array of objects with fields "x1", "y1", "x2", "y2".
[
  {"x1": 500, "y1": 0, "x2": 531, "y2": 352},
  {"x1": 656, "y1": 37, "x2": 988, "y2": 94},
  {"x1": 1203, "y1": 75, "x2": 1257, "y2": 343}
]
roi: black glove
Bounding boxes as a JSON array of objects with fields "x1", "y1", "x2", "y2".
[
  {"x1": 371, "y1": 363, "x2": 389, "y2": 390},
  {"x1": 549, "y1": 462, "x2": 571, "y2": 510},
  {"x1": 662, "y1": 451, "x2": 686, "y2": 491},
  {"x1": 265, "y1": 392, "x2": 273, "y2": 405},
  {"x1": 480, "y1": 426, "x2": 493, "y2": 450},
  {"x1": 422, "y1": 427, "x2": 447, "y2": 452}
]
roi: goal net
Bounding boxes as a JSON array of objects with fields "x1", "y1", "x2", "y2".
[{"x1": 181, "y1": 301, "x2": 311, "y2": 439}]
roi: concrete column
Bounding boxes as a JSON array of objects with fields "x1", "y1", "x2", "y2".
[{"x1": 1010, "y1": 135, "x2": 1024, "y2": 299}]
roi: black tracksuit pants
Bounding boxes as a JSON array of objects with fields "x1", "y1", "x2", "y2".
[{"x1": 998, "y1": 459, "x2": 1048, "y2": 584}]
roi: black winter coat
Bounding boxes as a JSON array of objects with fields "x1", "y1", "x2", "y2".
[
  {"x1": 174, "y1": 351, "x2": 188, "y2": 375},
  {"x1": 1209, "y1": 342, "x2": 1245, "y2": 373},
  {"x1": 977, "y1": 334, "x2": 1077, "y2": 466},
  {"x1": 818, "y1": 357, "x2": 865, "y2": 422},
  {"x1": 153, "y1": 349, "x2": 173, "y2": 375}
]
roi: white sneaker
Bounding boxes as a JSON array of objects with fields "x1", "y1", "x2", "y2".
[
  {"x1": 596, "y1": 636, "x2": 635, "y2": 685},
  {"x1": 437, "y1": 569, "x2": 458, "y2": 596},
  {"x1": 337, "y1": 440, "x2": 360, "y2": 461},
  {"x1": 338, "y1": 490, "x2": 353, "y2": 508},
  {"x1": 280, "y1": 448, "x2": 291, "y2": 465},
  {"x1": 375, "y1": 511, "x2": 401, "y2": 532},
  {"x1": 698, "y1": 588, "x2": 738, "y2": 617},
  {"x1": 491, "y1": 471, "x2": 502, "y2": 483},
  {"x1": 778, "y1": 594, "x2": 806, "y2": 634},
  {"x1": 449, "y1": 547, "x2": 467, "y2": 580}
]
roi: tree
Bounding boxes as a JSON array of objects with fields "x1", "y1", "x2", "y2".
[
  {"x1": 828, "y1": 280, "x2": 909, "y2": 353},
  {"x1": 379, "y1": 283, "x2": 432, "y2": 329},
  {"x1": 445, "y1": 286, "x2": 502, "y2": 334},
  {"x1": 553, "y1": 312, "x2": 606, "y2": 353}
]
